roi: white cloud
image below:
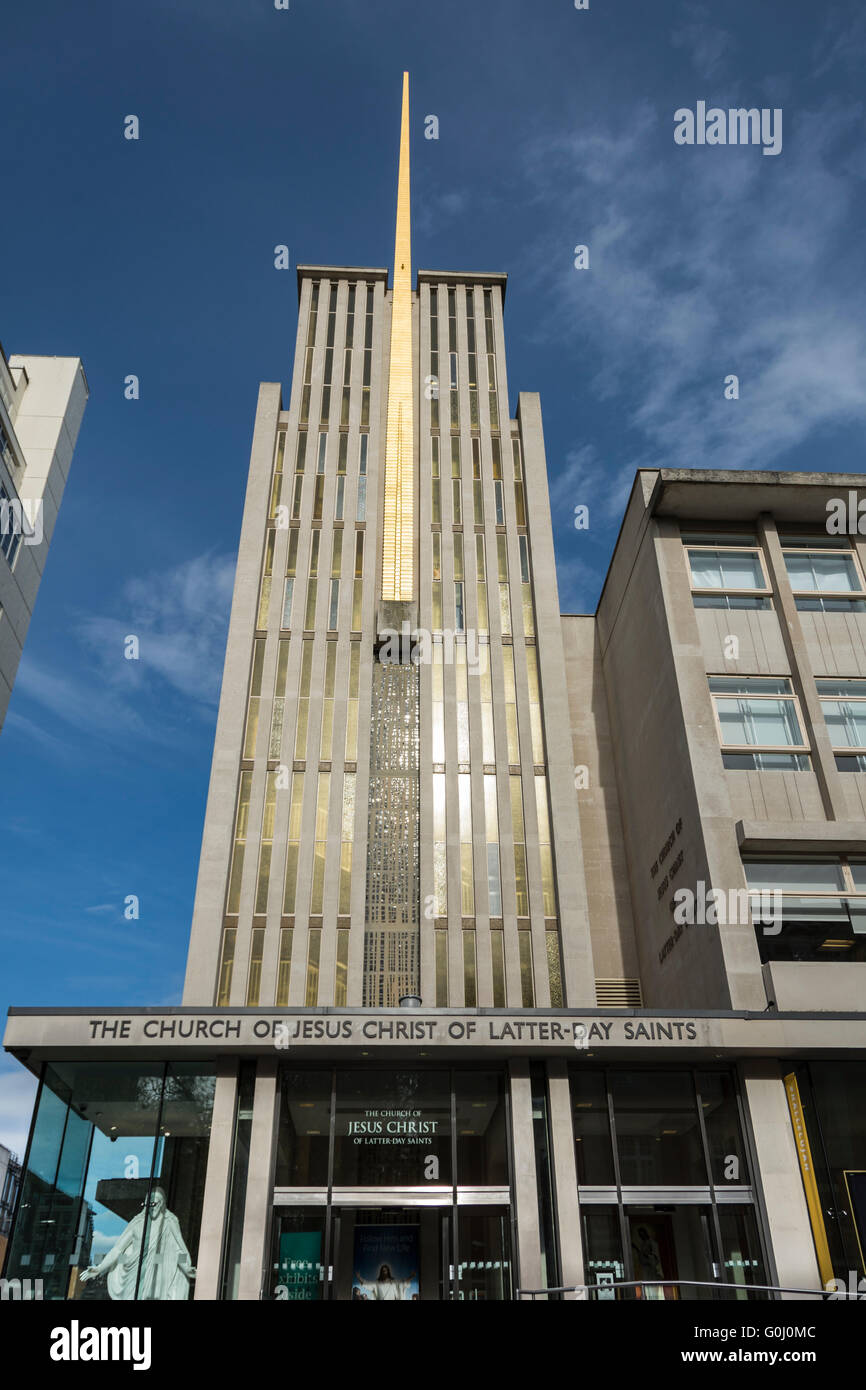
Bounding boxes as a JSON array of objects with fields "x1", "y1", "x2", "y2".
[
  {"x1": 11, "y1": 552, "x2": 234, "y2": 750},
  {"x1": 518, "y1": 96, "x2": 866, "y2": 503},
  {"x1": 0, "y1": 1065, "x2": 37, "y2": 1159},
  {"x1": 76, "y1": 552, "x2": 235, "y2": 707}
]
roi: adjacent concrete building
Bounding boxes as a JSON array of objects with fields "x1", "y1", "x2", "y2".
[
  {"x1": 0, "y1": 341, "x2": 88, "y2": 732},
  {"x1": 3, "y1": 79, "x2": 864, "y2": 1302},
  {"x1": 0, "y1": 1142, "x2": 21, "y2": 1272}
]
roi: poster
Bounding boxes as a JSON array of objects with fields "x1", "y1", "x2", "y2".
[
  {"x1": 352, "y1": 1224, "x2": 419, "y2": 1301},
  {"x1": 628, "y1": 1215, "x2": 678, "y2": 1301},
  {"x1": 278, "y1": 1231, "x2": 323, "y2": 1301}
]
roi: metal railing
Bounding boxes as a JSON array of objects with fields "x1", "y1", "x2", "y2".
[{"x1": 517, "y1": 1277, "x2": 843, "y2": 1300}]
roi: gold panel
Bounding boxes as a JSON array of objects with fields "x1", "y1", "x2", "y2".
[{"x1": 382, "y1": 71, "x2": 415, "y2": 601}]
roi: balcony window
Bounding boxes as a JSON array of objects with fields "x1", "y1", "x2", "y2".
[
  {"x1": 709, "y1": 676, "x2": 810, "y2": 770},
  {"x1": 744, "y1": 857, "x2": 866, "y2": 962}
]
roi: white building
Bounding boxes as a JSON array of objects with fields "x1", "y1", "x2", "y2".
[{"x1": 0, "y1": 341, "x2": 88, "y2": 732}]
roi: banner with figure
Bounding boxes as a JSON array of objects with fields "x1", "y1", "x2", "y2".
[{"x1": 352, "y1": 1225, "x2": 419, "y2": 1301}]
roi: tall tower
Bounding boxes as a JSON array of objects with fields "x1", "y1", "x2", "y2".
[{"x1": 183, "y1": 74, "x2": 594, "y2": 1013}]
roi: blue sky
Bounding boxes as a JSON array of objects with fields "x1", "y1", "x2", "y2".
[{"x1": 1, "y1": 0, "x2": 865, "y2": 1152}]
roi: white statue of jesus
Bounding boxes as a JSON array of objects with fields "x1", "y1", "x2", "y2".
[{"x1": 80, "y1": 1187, "x2": 195, "y2": 1301}]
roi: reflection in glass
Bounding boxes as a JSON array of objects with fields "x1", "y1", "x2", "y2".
[
  {"x1": 717, "y1": 1205, "x2": 768, "y2": 1299},
  {"x1": 269, "y1": 1208, "x2": 327, "y2": 1300},
  {"x1": 570, "y1": 1072, "x2": 615, "y2": 1185},
  {"x1": 455, "y1": 1072, "x2": 508, "y2": 1186},
  {"x1": 275, "y1": 1072, "x2": 331, "y2": 1187},
  {"x1": 698, "y1": 1072, "x2": 748, "y2": 1185},
  {"x1": 627, "y1": 1205, "x2": 715, "y2": 1301},
  {"x1": 333, "y1": 1071, "x2": 451, "y2": 1187},
  {"x1": 582, "y1": 1206, "x2": 626, "y2": 1299},
  {"x1": 611, "y1": 1072, "x2": 705, "y2": 1186},
  {"x1": 456, "y1": 1208, "x2": 511, "y2": 1301},
  {"x1": 5, "y1": 1062, "x2": 214, "y2": 1303}
]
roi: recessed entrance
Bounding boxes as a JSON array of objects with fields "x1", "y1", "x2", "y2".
[{"x1": 270, "y1": 1199, "x2": 513, "y2": 1301}]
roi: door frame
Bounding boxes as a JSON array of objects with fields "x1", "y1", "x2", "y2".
[{"x1": 271, "y1": 1187, "x2": 513, "y2": 1300}]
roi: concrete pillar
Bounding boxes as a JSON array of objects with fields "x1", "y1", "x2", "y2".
[
  {"x1": 183, "y1": 381, "x2": 282, "y2": 1005},
  {"x1": 741, "y1": 1060, "x2": 822, "y2": 1299},
  {"x1": 509, "y1": 1058, "x2": 543, "y2": 1297},
  {"x1": 517, "y1": 392, "x2": 596, "y2": 1008},
  {"x1": 547, "y1": 1060, "x2": 585, "y2": 1298},
  {"x1": 194, "y1": 1060, "x2": 239, "y2": 1300},
  {"x1": 237, "y1": 1058, "x2": 280, "y2": 1300},
  {"x1": 759, "y1": 514, "x2": 849, "y2": 820}
]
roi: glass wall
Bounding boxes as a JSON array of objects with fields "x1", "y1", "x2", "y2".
[
  {"x1": 795, "y1": 1062, "x2": 866, "y2": 1281},
  {"x1": 270, "y1": 1069, "x2": 512, "y2": 1301},
  {"x1": 271, "y1": 1208, "x2": 327, "y2": 1301},
  {"x1": 456, "y1": 1071, "x2": 508, "y2": 1186},
  {"x1": 569, "y1": 1067, "x2": 766, "y2": 1299},
  {"x1": 610, "y1": 1072, "x2": 706, "y2": 1186},
  {"x1": 275, "y1": 1067, "x2": 509, "y2": 1192},
  {"x1": 5, "y1": 1061, "x2": 215, "y2": 1301},
  {"x1": 333, "y1": 1070, "x2": 451, "y2": 1187},
  {"x1": 456, "y1": 1208, "x2": 512, "y2": 1300}
]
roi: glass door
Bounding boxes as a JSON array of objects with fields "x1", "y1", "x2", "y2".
[
  {"x1": 626, "y1": 1205, "x2": 717, "y2": 1301},
  {"x1": 329, "y1": 1205, "x2": 449, "y2": 1301},
  {"x1": 455, "y1": 1206, "x2": 513, "y2": 1300},
  {"x1": 271, "y1": 1207, "x2": 328, "y2": 1301},
  {"x1": 271, "y1": 1200, "x2": 514, "y2": 1300}
]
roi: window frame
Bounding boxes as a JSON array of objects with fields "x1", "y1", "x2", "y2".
[
  {"x1": 817, "y1": 678, "x2": 866, "y2": 759},
  {"x1": 683, "y1": 541, "x2": 772, "y2": 604},
  {"x1": 0, "y1": 478, "x2": 24, "y2": 568},
  {"x1": 782, "y1": 543, "x2": 866, "y2": 605},
  {"x1": 743, "y1": 855, "x2": 866, "y2": 960},
  {"x1": 708, "y1": 675, "x2": 810, "y2": 756},
  {"x1": 743, "y1": 854, "x2": 865, "y2": 899}
]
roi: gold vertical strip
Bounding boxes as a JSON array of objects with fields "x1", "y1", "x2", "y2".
[
  {"x1": 784, "y1": 1072, "x2": 834, "y2": 1287},
  {"x1": 382, "y1": 70, "x2": 414, "y2": 601}
]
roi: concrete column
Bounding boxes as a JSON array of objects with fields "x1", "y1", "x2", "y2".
[
  {"x1": 237, "y1": 1059, "x2": 280, "y2": 1300},
  {"x1": 509, "y1": 1058, "x2": 543, "y2": 1296},
  {"x1": 194, "y1": 1061, "x2": 238, "y2": 1300},
  {"x1": 651, "y1": 518, "x2": 766, "y2": 1011},
  {"x1": 547, "y1": 1060, "x2": 584, "y2": 1298},
  {"x1": 759, "y1": 514, "x2": 849, "y2": 820},
  {"x1": 741, "y1": 1060, "x2": 822, "y2": 1299},
  {"x1": 517, "y1": 392, "x2": 596, "y2": 1007},
  {"x1": 183, "y1": 381, "x2": 282, "y2": 1004}
]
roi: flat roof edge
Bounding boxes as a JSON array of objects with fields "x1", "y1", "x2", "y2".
[
  {"x1": 295, "y1": 265, "x2": 389, "y2": 300},
  {"x1": 652, "y1": 467, "x2": 866, "y2": 491},
  {"x1": 417, "y1": 269, "x2": 508, "y2": 301}
]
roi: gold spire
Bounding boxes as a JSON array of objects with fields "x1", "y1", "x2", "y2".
[{"x1": 382, "y1": 71, "x2": 414, "y2": 602}]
